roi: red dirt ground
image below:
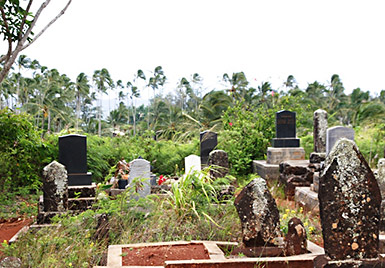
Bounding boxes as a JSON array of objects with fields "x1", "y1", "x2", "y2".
[
  {"x1": 0, "y1": 218, "x2": 32, "y2": 243},
  {"x1": 122, "y1": 243, "x2": 210, "y2": 266}
]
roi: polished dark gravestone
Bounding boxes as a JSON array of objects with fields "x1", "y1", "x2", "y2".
[
  {"x1": 200, "y1": 131, "x2": 217, "y2": 166},
  {"x1": 319, "y1": 138, "x2": 381, "y2": 260},
  {"x1": 272, "y1": 110, "x2": 300, "y2": 147},
  {"x1": 59, "y1": 134, "x2": 92, "y2": 186}
]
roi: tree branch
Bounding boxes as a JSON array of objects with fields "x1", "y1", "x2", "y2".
[
  {"x1": 22, "y1": 0, "x2": 72, "y2": 51},
  {"x1": 0, "y1": 6, "x2": 13, "y2": 63},
  {"x1": 17, "y1": 0, "x2": 34, "y2": 41}
]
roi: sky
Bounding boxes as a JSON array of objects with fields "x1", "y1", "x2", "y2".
[{"x1": 3, "y1": 0, "x2": 385, "y2": 112}]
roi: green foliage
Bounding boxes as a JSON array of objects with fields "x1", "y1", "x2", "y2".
[
  {"x1": 0, "y1": 109, "x2": 54, "y2": 192},
  {"x1": 355, "y1": 124, "x2": 385, "y2": 167},
  {"x1": 219, "y1": 102, "x2": 275, "y2": 175}
]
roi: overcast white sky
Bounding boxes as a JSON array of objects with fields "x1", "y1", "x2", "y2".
[{"x1": 3, "y1": 0, "x2": 385, "y2": 110}]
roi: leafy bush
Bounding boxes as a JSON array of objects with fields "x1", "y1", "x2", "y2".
[
  {"x1": 0, "y1": 109, "x2": 55, "y2": 192},
  {"x1": 219, "y1": 102, "x2": 275, "y2": 175}
]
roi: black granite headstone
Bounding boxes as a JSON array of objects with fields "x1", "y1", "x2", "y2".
[
  {"x1": 200, "y1": 131, "x2": 217, "y2": 166},
  {"x1": 59, "y1": 134, "x2": 92, "y2": 186},
  {"x1": 272, "y1": 110, "x2": 300, "y2": 147}
]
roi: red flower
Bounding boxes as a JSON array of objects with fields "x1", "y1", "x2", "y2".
[
  {"x1": 229, "y1": 122, "x2": 233, "y2": 126},
  {"x1": 271, "y1": 91, "x2": 275, "y2": 97},
  {"x1": 158, "y1": 175, "x2": 166, "y2": 185}
]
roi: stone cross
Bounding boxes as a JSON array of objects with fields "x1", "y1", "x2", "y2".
[
  {"x1": 129, "y1": 158, "x2": 151, "y2": 198},
  {"x1": 319, "y1": 138, "x2": 381, "y2": 260},
  {"x1": 313, "y1": 109, "x2": 327, "y2": 153},
  {"x1": 42, "y1": 161, "x2": 68, "y2": 212}
]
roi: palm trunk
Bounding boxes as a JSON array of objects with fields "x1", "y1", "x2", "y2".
[
  {"x1": 47, "y1": 110, "x2": 51, "y2": 134},
  {"x1": 76, "y1": 91, "x2": 80, "y2": 130}
]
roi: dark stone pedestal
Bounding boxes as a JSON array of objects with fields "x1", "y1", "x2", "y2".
[
  {"x1": 68, "y1": 172, "x2": 92, "y2": 186},
  {"x1": 272, "y1": 138, "x2": 300, "y2": 148}
]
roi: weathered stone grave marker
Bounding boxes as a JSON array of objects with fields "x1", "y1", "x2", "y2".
[
  {"x1": 59, "y1": 134, "x2": 92, "y2": 186},
  {"x1": 200, "y1": 130, "x2": 217, "y2": 166},
  {"x1": 42, "y1": 161, "x2": 68, "y2": 212},
  {"x1": 234, "y1": 178, "x2": 281, "y2": 247},
  {"x1": 319, "y1": 138, "x2": 381, "y2": 261},
  {"x1": 325, "y1": 126, "x2": 354, "y2": 155},
  {"x1": 208, "y1": 149, "x2": 229, "y2": 179},
  {"x1": 185, "y1": 154, "x2": 201, "y2": 175},
  {"x1": 310, "y1": 109, "x2": 327, "y2": 163},
  {"x1": 129, "y1": 158, "x2": 151, "y2": 198}
]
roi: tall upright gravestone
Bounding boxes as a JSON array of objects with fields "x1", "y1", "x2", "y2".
[
  {"x1": 59, "y1": 134, "x2": 92, "y2": 186},
  {"x1": 272, "y1": 110, "x2": 300, "y2": 148},
  {"x1": 319, "y1": 138, "x2": 381, "y2": 261},
  {"x1": 200, "y1": 131, "x2": 217, "y2": 166}
]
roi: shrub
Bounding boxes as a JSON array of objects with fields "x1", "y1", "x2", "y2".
[{"x1": 0, "y1": 109, "x2": 55, "y2": 192}]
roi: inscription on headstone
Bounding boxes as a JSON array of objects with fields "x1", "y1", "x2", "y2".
[
  {"x1": 326, "y1": 126, "x2": 354, "y2": 155},
  {"x1": 319, "y1": 138, "x2": 381, "y2": 260},
  {"x1": 59, "y1": 134, "x2": 92, "y2": 186},
  {"x1": 200, "y1": 131, "x2": 217, "y2": 166},
  {"x1": 272, "y1": 110, "x2": 300, "y2": 147}
]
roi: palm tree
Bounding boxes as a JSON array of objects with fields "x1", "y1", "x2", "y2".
[
  {"x1": 74, "y1": 72, "x2": 90, "y2": 130},
  {"x1": 93, "y1": 68, "x2": 114, "y2": 136},
  {"x1": 148, "y1": 66, "x2": 166, "y2": 129}
]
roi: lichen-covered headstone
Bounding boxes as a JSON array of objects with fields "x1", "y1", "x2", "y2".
[
  {"x1": 208, "y1": 149, "x2": 229, "y2": 179},
  {"x1": 313, "y1": 109, "x2": 328, "y2": 153},
  {"x1": 318, "y1": 138, "x2": 381, "y2": 260},
  {"x1": 376, "y1": 158, "x2": 385, "y2": 231},
  {"x1": 234, "y1": 178, "x2": 281, "y2": 247},
  {"x1": 284, "y1": 217, "x2": 307, "y2": 256},
  {"x1": 42, "y1": 161, "x2": 68, "y2": 212}
]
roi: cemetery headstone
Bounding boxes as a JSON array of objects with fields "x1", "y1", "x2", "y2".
[
  {"x1": 234, "y1": 178, "x2": 281, "y2": 247},
  {"x1": 129, "y1": 158, "x2": 151, "y2": 198},
  {"x1": 272, "y1": 110, "x2": 300, "y2": 147},
  {"x1": 208, "y1": 149, "x2": 229, "y2": 179},
  {"x1": 284, "y1": 217, "x2": 307, "y2": 256},
  {"x1": 313, "y1": 109, "x2": 328, "y2": 153},
  {"x1": 42, "y1": 161, "x2": 68, "y2": 212},
  {"x1": 318, "y1": 138, "x2": 381, "y2": 260},
  {"x1": 325, "y1": 126, "x2": 354, "y2": 155},
  {"x1": 185, "y1": 154, "x2": 201, "y2": 175},
  {"x1": 59, "y1": 134, "x2": 92, "y2": 185},
  {"x1": 376, "y1": 158, "x2": 385, "y2": 231},
  {"x1": 200, "y1": 131, "x2": 217, "y2": 166}
]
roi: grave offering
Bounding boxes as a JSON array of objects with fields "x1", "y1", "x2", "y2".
[
  {"x1": 208, "y1": 149, "x2": 229, "y2": 179},
  {"x1": 185, "y1": 154, "x2": 201, "y2": 175},
  {"x1": 59, "y1": 134, "x2": 92, "y2": 186},
  {"x1": 129, "y1": 158, "x2": 151, "y2": 198},
  {"x1": 234, "y1": 178, "x2": 281, "y2": 247},
  {"x1": 319, "y1": 138, "x2": 381, "y2": 261},
  {"x1": 325, "y1": 126, "x2": 354, "y2": 155},
  {"x1": 310, "y1": 109, "x2": 327, "y2": 163},
  {"x1": 200, "y1": 131, "x2": 217, "y2": 166}
]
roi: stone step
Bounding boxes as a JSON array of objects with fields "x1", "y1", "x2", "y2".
[
  {"x1": 68, "y1": 197, "x2": 95, "y2": 211},
  {"x1": 68, "y1": 183, "x2": 97, "y2": 198},
  {"x1": 294, "y1": 187, "x2": 319, "y2": 212}
]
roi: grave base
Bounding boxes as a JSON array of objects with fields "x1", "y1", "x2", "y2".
[
  {"x1": 68, "y1": 172, "x2": 92, "y2": 186},
  {"x1": 267, "y1": 147, "x2": 305, "y2": 164},
  {"x1": 252, "y1": 160, "x2": 280, "y2": 180},
  {"x1": 272, "y1": 138, "x2": 300, "y2": 148},
  {"x1": 295, "y1": 187, "x2": 319, "y2": 212}
]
